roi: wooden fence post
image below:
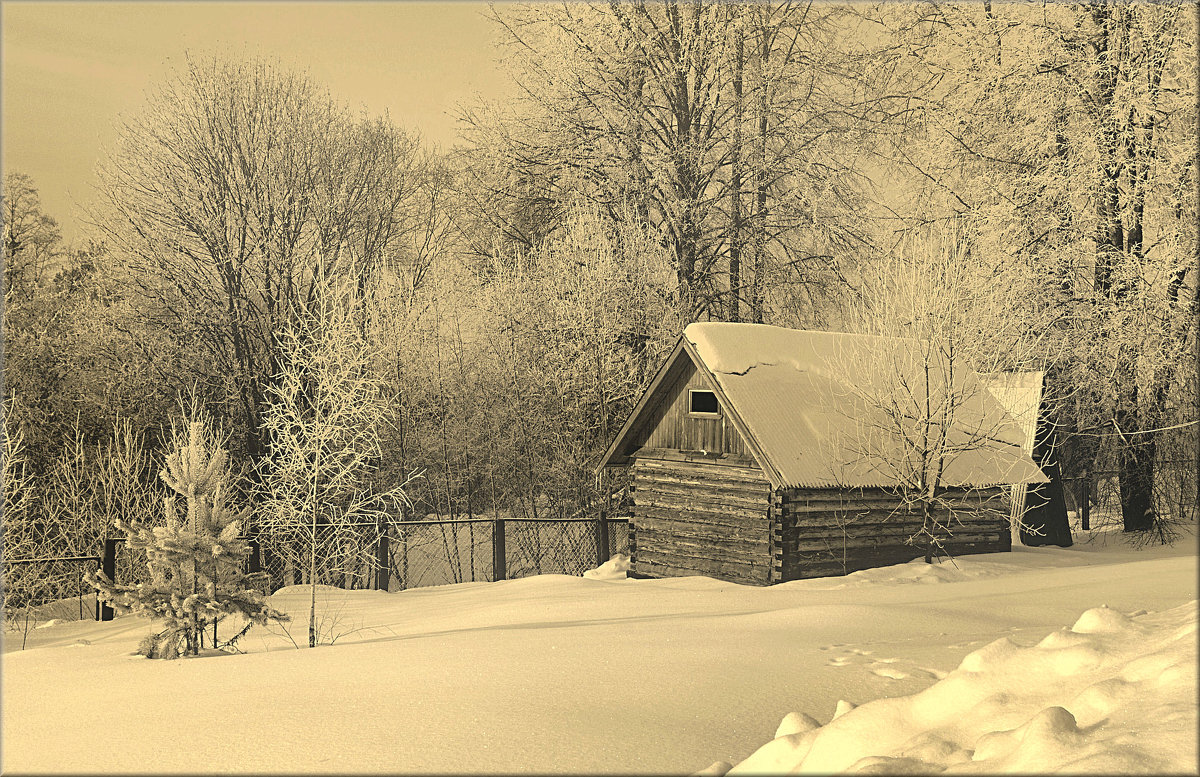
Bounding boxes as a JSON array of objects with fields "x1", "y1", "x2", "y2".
[
  {"x1": 375, "y1": 515, "x2": 390, "y2": 591},
  {"x1": 100, "y1": 538, "x2": 118, "y2": 622},
  {"x1": 493, "y1": 517, "x2": 507, "y2": 581},
  {"x1": 595, "y1": 509, "x2": 610, "y2": 568}
]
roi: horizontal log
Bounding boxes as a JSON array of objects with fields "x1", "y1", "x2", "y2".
[
  {"x1": 787, "y1": 515, "x2": 1006, "y2": 537},
  {"x1": 635, "y1": 455, "x2": 768, "y2": 483},
  {"x1": 634, "y1": 448, "x2": 764, "y2": 473},
  {"x1": 635, "y1": 535, "x2": 771, "y2": 567},
  {"x1": 635, "y1": 453, "x2": 767, "y2": 475},
  {"x1": 636, "y1": 502, "x2": 769, "y2": 528},
  {"x1": 634, "y1": 491, "x2": 768, "y2": 520},
  {"x1": 634, "y1": 554, "x2": 771, "y2": 586},
  {"x1": 635, "y1": 514, "x2": 771, "y2": 544},
  {"x1": 634, "y1": 480, "x2": 770, "y2": 511},
  {"x1": 783, "y1": 497, "x2": 1007, "y2": 514},
  {"x1": 786, "y1": 529, "x2": 1006, "y2": 548},
  {"x1": 636, "y1": 545, "x2": 769, "y2": 569},
  {"x1": 782, "y1": 487, "x2": 1007, "y2": 504},
  {"x1": 780, "y1": 537, "x2": 1010, "y2": 582},
  {"x1": 785, "y1": 501, "x2": 918, "y2": 515},
  {"x1": 635, "y1": 484, "x2": 770, "y2": 513},
  {"x1": 634, "y1": 469, "x2": 772, "y2": 499},
  {"x1": 635, "y1": 531, "x2": 769, "y2": 561},
  {"x1": 788, "y1": 534, "x2": 1006, "y2": 554},
  {"x1": 790, "y1": 509, "x2": 1007, "y2": 530},
  {"x1": 791, "y1": 539, "x2": 1007, "y2": 566},
  {"x1": 784, "y1": 561, "x2": 853, "y2": 580}
]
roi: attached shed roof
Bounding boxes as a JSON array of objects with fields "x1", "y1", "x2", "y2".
[
  {"x1": 979, "y1": 371, "x2": 1044, "y2": 460},
  {"x1": 601, "y1": 323, "x2": 1048, "y2": 490}
]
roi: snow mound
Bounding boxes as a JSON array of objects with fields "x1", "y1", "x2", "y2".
[
  {"x1": 720, "y1": 601, "x2": 1198, "y2": 775},
  {"x1": 583, "y1": 553, "x2": 631, "y2": 581},
  {"x1": 1070, "y1": 604, "x2": 1135, "y2": 634}
]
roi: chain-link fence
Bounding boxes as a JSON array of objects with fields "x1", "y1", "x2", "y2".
[
  {"x1": 386, "y1": 516, "x2": 632, "y2": 592},
  {"x1": 390, "y1": 519, "x2": 493, "y2": 588},
  {"x1": 3, "y1": 556, "x2": 104, "y2": 648},
  {"x1": 247, "y1": 515, "x2": 632, "y2": 593},
  {"x1": 252, "y1": 523, "x2": 385, "y2": 594},
  {"x1": 4, "y1": 514, "x2": 634, "y2": 629}
]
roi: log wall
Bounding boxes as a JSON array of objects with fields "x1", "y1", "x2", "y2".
[
  {"x1": 629, "y1": 455, "x2": 771, "y2": 585},
  {"x1": 778, "y1": 487, "x2": 1012, "y2": 580}
]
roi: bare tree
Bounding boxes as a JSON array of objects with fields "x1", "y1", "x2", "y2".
[
  {"x1": 858, "y1": 2, "x2": 1198, "y2": 536},
  {"x1": 467, "y1": 1, "x2": 870, "y2": 323},
  {"x1": 90, "y1": 54, "x2": 430, "y2": 463},
  {"x1": 255, "y1": 272, "x2": 414, "y2": 648},
  {"x1": 829, "y1": 223, "x2": 1060, "y2": 558},
  {"x1": 2, "y1": 396, "x2": 44, "y2": 647}
]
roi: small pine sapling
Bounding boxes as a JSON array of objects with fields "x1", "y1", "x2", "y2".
[{"x1": 88, "y1": 421, "x2": 287, "y2": 658}]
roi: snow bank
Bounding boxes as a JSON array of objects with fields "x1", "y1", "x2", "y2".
[
  {"x1": 583, "y1": 553, "x2": 631, "y2": 581},
  {"x1": 714, "y1": 601, "x2": 1198, "y2": 775},
  {"x1": 4, "y1": 529, "x2": 1195, "y2": 774}
]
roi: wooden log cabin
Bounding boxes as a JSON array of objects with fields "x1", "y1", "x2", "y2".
[{"x1": 599, "y1": 323, "x2": 1049, "y2": 585}]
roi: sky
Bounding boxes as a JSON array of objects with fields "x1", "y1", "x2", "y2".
[{"x1": 1, "y1": 1, "x2": 513, "y2": 242}]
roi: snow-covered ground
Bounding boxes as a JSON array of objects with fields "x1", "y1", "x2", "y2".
[{"x1": 3, "y1": 526, "x2": 1196, "y2": 774}]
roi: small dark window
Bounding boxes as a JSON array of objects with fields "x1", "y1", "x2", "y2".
[{"x1": 689, "y1": 389, "x2": 719, "y2": 415}]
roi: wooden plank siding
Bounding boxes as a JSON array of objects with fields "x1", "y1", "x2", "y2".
[
  {"x1": 629, "y1": 457, "x2": 772, "y2": 585},
  {"x1": 777, "y1": 487, "x2": 1012, "y2": 581},
  {"x1": 641, "y1": 359, "x2": 750, "y2": 457}
]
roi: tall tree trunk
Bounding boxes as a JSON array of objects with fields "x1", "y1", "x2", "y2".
[
  {"x1": 750, "y1": 13, "x2": 771, "y2": 324},
  {"x1": 729, "y1": 23, "x2": 745, "y2": 323},
  {"x1": 1090, "y1": 4, "x2": 1155, "y2": 533}
]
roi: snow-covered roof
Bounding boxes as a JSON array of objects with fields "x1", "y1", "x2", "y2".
[
  {"x1": 602, "y1": 323, "x2": 1048, "y2": 490},
  {"x1": 979, "y1": 370, "x2": 1044, "y2": 460}
]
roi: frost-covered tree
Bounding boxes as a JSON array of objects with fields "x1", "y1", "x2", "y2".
[
  {"x1": 858, "y1": 2, "x2": 1198, "y2": 535},
  {"x1": 831, "y1": 223, "x2": 1062, "y2": 558},
  {"x1": 3, "y1": 172, "x2": 61, "y2": 305},
  {"x1": 2, "y1": 397, "x2": 43, "y2": 647},
  {"x1": 88, "y1": 421, "x2": 285, "y2": 659},
  {"x1": 90, "y1": 54, "x2": 430, "y2": 463},
  {"x1": 256, "y1": 272, "x2": 413, "y2": 648},
  {"x1": 465, "y1": 1, "x2": 872, "y2": 323}
]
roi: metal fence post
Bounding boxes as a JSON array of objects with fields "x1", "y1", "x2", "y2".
[
  {"x1": 375, "y1": 515, "x2": 390, "y2": 591},
  {"x1": 596, "y1": 509, "x2": 610, "y2": 567},
  {"x1": 493, "y1": 517, "x2": 507, "y2": 581},
  {"x1": 1080, "y1": 474, "x2": 1091, "y2": 531},
  {"x1": 247, "y1": 536, "x2": 261, "y2": 574},
  {"x1": 100, "y1": 538, "x2": 118, "y2": 622}
]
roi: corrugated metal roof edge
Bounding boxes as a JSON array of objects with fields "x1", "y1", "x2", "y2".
[{"x1": 774, "y1": 477, "x2": 1046, "y2": 490}]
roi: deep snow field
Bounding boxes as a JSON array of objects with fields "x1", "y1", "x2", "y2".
[{"x1": 3, "y1": 526, "x2": 1197, "y2": 775}]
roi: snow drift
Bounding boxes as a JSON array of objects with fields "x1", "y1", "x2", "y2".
[
  {"x1": 711, "y1": 601, "x2": 1197, "y2": 775},
  {"x1": 3, "y1": 529, "x2": 1196, "y2": 774}
]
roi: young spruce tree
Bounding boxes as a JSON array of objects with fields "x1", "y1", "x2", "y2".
[{"x1": 88, "y1": 421, "x2": 286, "y2": 658}]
